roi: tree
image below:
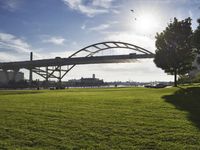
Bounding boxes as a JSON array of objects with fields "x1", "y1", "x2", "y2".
[
  {"x1": 191, "y1": 19, "x2": 200, "y2": 69},
  {"x1": 192, "y1": 19, "x2": 200, "y2": 53},
  {"x1": 154, "y1": 18, "x2": 195, "y2": 87}
]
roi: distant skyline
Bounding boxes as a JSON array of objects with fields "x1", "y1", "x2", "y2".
[{"x1": 0, "y1": 0, "x2": 200, "y2": 82}]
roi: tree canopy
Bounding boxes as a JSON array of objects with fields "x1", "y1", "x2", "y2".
[
  {"x1": 154, "y1": 17, "x2": 195, "y2": 87},
  {"x1": 192, "y1": 19, "x2": 200, "y2": 53}
]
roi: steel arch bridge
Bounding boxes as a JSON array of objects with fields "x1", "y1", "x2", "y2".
[{"x1": 0, "y1": 41, "x2": 154, "y2": 83}]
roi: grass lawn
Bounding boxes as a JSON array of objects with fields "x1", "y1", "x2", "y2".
[{"x1": 0, "y1": 85, "x2": 200, "y2": 149}]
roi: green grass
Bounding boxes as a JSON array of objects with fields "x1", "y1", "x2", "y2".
[{"x1": 0, "y1": 85, "x2": 200, "y2": 149}]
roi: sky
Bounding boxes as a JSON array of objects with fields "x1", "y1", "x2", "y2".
[{"x1": 0, "y1": 0, "x2": 200, "y2": 82}]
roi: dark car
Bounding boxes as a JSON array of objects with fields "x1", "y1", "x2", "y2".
[
  {"x1": 145, "y1": 83, "x2": 167, "y2": 88},
  {"x1": 154, "y1": 83, "x2": 167, "y2": 88}
]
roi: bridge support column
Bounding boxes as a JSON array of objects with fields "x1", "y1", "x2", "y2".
[
  {"x1": 45, "y1": 67, "x2": 49, "y2": 88},
  {"x1": 46, "y1": 67, "x2": 49, "y2": 82},
  {"x1": 58, "y1": 66, "x2": 62, "y2": 89}
]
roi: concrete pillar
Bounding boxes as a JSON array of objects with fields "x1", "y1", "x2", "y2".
[
  {"x1": 46, "y1": 67, "x2": 48, "y2": 82},
  {"x1": 58, "y1": 66, "x2": 62, "y2": 88},
  {"x1": 45, "y1": 67, "x2": 49, "y2": 88}
]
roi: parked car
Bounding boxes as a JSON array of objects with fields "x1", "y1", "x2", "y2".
[
  {"x1": 145, "y1": 83, "x2": 167, "y2": 88},
  {"x1": 144, "y1": 84, "x2": 154, "y2": 88},
  {"x1": 154, "y1": 83, "x2": 167, "y2": 88}
]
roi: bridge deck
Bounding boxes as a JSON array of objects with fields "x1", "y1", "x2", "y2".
[{"x1": 0, "y1": 54, "x2": 154, "y2": 70}]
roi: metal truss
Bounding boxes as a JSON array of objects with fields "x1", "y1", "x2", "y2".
[
  {"x1": 0, "y1": 41, "x2": 153, "y2": 84},
  {"x1": 69, "y1": 41, "x2": 153, "y2": 58},
  {"x1": 30, "y1": 41, "x2": 153, "y2": 82},
  {"x1": 58, "y1": 41, "x2": 154, "y2": 81},
  {"x1": 31, "y1": 66, "x2": 70, "y2": 82}
]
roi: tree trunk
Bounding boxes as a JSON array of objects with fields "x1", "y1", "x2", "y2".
[{"x1": 174, "y1": 68, "x2": 177, "y2": 87}]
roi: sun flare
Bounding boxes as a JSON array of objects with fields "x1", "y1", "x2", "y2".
[{"x1": 135, "y1": 13, "x2": 159, "y2": 34}]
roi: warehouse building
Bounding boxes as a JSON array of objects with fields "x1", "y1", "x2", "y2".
[{"x1": 67, "y1": 74, "x2": 105, "y2": 87}]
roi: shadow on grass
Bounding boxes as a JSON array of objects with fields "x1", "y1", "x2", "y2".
[
  {"x1": 162, "y1": 87, "x2": 200, "y2": 130},
  {"x1": 0, "y1": 91, "x2": 43, "y2": 96}
]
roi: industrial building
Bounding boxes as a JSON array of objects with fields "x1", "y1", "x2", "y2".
[
  {"x1": 0, "y1": 70, "x2": 24, "y2": 84},
  {"x1": 67, "y1": 74, "x2": 105, "y2": 87}
]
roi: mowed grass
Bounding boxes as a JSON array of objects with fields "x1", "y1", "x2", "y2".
[{"x1": 0, "y1": 85, "x2": 200, "y2": 149}]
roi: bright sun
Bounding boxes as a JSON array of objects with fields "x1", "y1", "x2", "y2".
[{"x1": 135, "y1": 13, "x2": 159, "y2": 34}]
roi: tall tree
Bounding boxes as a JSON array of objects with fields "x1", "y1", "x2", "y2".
[
  {"x1": 192, "y1": 19, "x2": 200, "y2": 53},
  {"x1": 154, "y1": 18, "x2": 194, "y2": 87}
]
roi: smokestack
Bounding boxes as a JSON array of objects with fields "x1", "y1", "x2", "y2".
[
  {"x1": 93, "y1": 74, "x2": 95, "y2": 79},
  {"x1": 29, "y1": 52, "x2": 33, "y2": 85},
  {"x1": 30, "y1": 52, "x2": 33, "y2": 61}
]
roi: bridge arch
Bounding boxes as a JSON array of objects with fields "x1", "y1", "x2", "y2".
[
  {"x1": 54, "y1": 41, "x2": 154, "y2": 80},
  {"x1": 69, "y1": 41, "x2": 153, "y2": 58},
  {"x1": 0, "y1": 41, "x2": 154, "y2": 84}
]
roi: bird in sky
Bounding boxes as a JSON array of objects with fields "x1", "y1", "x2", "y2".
[{"x1": 130, "y1": 9, "x2": 137, "y2": 21}]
